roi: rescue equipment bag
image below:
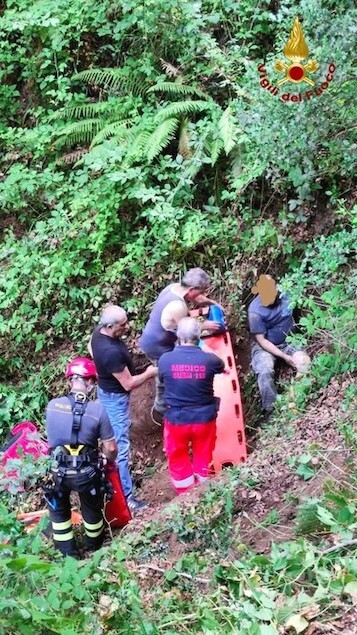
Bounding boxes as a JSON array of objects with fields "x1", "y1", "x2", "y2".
[
  {"x1": 104, "y1": 462, "x2": 132, "y2": 528},
  {"x1": 0, "y1": 421, "x2": 49, "y2": 486}
]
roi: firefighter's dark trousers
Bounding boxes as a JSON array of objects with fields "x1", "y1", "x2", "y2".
[{"x1": 49, "y1": 469, "x2": 104, "y2": 557}]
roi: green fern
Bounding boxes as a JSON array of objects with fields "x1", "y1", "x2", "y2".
[
  {"x1": 178, "y1": 118, "x2": 191, "y2": 159},
  {"x1": 55, "y1": 119, "x2": 103, "y2": 148},
  {"x1": 72, "y1": 68, "x2": 121, "y2": 87},
  {"x1": 124, "y1": 128, "x2": 155, "y2": 165},
  {"x1": 90, "y1": 120, "x2": 133, "y2": 147},
  {"x1": 209, "y1": 135, "x2": 224, "y2": 166},
  {"x1": 155, "y1": 100, "x2": 212, "y2": 123},
  {"x1": 148, "y1": 82, "x2": 208, "y2": 99},
  {"x1": 72, "y1": 69, "x2": 147, "y2": 96},
  {"x1": 53, "y1": 100, "x2": 125, "y2": 121},
  {"x1": 218, "y1": 106, "x2": 238, "y2": 155},
  {"x1": 295, "y1": 500, "x2": 329, "y2": 536},
  {"x1": 146, "y1": 118, "x2": 179, "y2": 162}
]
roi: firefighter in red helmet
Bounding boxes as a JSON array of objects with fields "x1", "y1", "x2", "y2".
[{"x1": 45, "y1": 357, "x2": 117, "y2": 557}]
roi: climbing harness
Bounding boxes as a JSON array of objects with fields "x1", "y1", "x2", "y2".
[{"x1": 43, "y1": 392, "x2": 107, "y2": 502}]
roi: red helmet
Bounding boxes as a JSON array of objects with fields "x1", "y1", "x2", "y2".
[{"x1": 65, "y1": 357, "x2": 97, "y2": 379}]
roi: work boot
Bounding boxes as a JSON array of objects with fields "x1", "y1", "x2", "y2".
[
  {"x1": 150, "y1": 407, "x2": 163, "y2": 426},
  {"x1": 126, "y1": 494, "x2": 148, "y2": 512}
]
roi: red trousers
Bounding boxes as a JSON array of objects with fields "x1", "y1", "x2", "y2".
[{"x1": 164, "y1": 420, "x2": 217, "y2": 494}]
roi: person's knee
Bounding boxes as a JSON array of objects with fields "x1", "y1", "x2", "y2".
[
  {"x1": 258, "y1": 368, "x2": 275, "y2": 380},
  {"x1": 252, "y1": 354, "x2": 275, "y2": 375},
  {"x1": 292, "y1": 351, "x2": 311, "y2": 374}
]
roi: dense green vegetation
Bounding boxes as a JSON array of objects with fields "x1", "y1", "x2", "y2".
[
  {"x1": 0, "y1": 1, "x2": 356, "y2": 633},
  {"x1": 0, "y1": 0, "x2": 355, "y2": 426}
]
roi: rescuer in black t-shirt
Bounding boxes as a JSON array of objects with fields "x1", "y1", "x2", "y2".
[{"x1": 88, "y1": 304, "x2": 157, "y2": 511}]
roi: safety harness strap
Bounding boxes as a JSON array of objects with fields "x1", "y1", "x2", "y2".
[
  {"x1": 51, "y1": 447, "x2": 99, "y2": 467},
  {"x1": 44, "y1": 393, "x2": 101, "y2": 502},
  {"x1": 66, "y1": 392, "x2": 89, "y2": 448}
]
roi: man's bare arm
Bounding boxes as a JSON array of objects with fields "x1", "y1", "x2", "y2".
[
  {"x1": 161, "y1": 300, "x2": 188, "y2": 331},
  {"x1": 255, "y1": 333, "x2": 296, "y2": 367},
  {"x1": 87, "y1": 336, "x2": 93, "y2": 357},
  {"x1": 193, "y1": 293, "x2": 221, "y2": 307},
  {"x1": 112, "y1": 365, "x2": 158, "y2": 391}
]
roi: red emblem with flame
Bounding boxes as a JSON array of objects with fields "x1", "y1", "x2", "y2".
[{"x1": 275, "y1": 18, "x2": 319, "y2": 86}]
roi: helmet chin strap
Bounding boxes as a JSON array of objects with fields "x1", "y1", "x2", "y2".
[
  {"x1": 86, "y1": 382, "x2": 96, "y2": 396},
  {"x1": 69, "y1": 375, "x2": 95, "y2": 397}
]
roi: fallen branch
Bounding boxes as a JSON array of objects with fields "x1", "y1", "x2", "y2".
[
  {"x1": 137, "y1": 563, "x2": 210, "y2": 584},
  {"x1": 320, "y1": 539, "x2": 357, "y2": 556}
]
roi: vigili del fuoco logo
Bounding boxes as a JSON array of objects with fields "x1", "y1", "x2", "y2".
[{"x1": 258, "y1": 17, "x2": 336, "y2": 102}]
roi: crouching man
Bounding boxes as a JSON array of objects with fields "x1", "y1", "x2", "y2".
[
  {"x1": 158, "y1": 317, "x2": 225, "y2": 494},
  {"x1": 248, "y1": 274, "x2": 311, "y2": 417}
]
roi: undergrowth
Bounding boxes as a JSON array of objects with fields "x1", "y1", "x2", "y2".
[{"x1": 1, "y1": 472, "x2": 356, "y2": 635}]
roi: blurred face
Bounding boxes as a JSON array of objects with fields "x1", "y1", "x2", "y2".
[
  {"x1": 252, "y1": 275, "x2": 278, "y2": 307},
  {"x1": 111, "y1": 316, "x2": 129, "y2": 338},
  {"x1": 260, "y1": 278, "x2": 278, "y2": 306}
]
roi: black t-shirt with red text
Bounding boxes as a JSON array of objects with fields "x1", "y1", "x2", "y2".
[
  {"x1": 158, "y1": 345, "x2": 224, "y2": 424},
  {"x1": 91, "y1": 327, "x2": 135, "y2": 393}
]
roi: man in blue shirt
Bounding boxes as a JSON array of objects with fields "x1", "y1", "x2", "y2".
[
  {"x1": 248, "y1": 275, "x2": 310, "y2": 415},
  {"x1": 158, "y1": 317, "x2": 225, "y2": 494}
]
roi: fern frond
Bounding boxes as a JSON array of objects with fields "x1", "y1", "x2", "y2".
[
  {"x1": 178, "y1": 118, "x2": 191, "y2": 159},
  {"x1": 55, "y1": 119, "x2": 102, "y2": 148},
  {"x1": 90, "y1": 120, "x2": 132, "y2": 147},
  {"x1": 209, "y1": 136, "x2": 224, "y2": 165},
  {"x1": 155, "y1": 100, "x2": 212, "y2": 122},
  {"x1": 145, "y1": 118, "x2": 179, "y2": 162},
  {"x1": 72, "y1": 68, "x2": 121, "y2": 88},
  {"x1": 127, "y1": 130, "x2": 152, "y2": 161},
  {"x1": 295, "y1": 501, "x2": 328, "y2": 536},
  {"x1": 55, "y1": 149, "x2": 88, "y2": 165},
  {"x1": 160, "y1": 58, "x2": 181, "y2": 77},
  {"x1": 148, "y1": 82, "x2": 207, "y2": 99},
  {"x1": 218, "y1": 106, "x2": 238, "y2": 155},
  {"x1": 54, "y1": 100, "x2": 125, "y2": 121},
  {"x1": 72, "y1": 69, "x2": 147, "y2": 96}
]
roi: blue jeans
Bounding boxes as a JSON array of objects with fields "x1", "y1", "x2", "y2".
[{"x1": 97, "y1": 388, "x2": 132, "y2": 497}]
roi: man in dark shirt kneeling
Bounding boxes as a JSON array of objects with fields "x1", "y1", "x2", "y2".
[{"x1": 158, "y1": 317, "x2": 225, "y2": 494}]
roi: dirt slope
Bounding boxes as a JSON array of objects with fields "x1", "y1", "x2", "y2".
[{"x1": 127, "y1": 375, "x2": 355, "y2": 555}]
